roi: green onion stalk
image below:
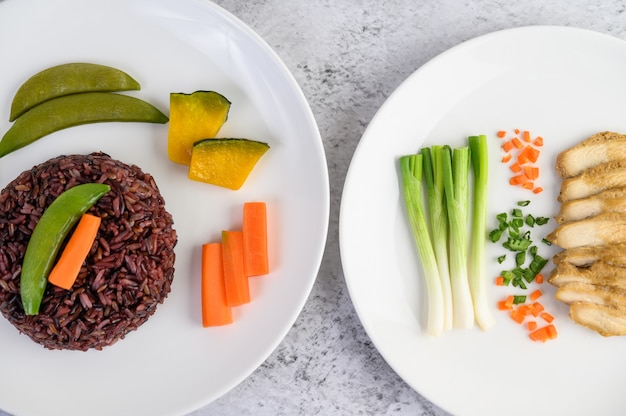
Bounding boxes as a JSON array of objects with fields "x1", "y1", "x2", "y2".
[
  {"x1": 468, "y1": 135, "x2": 495, "y2": 330},
  {"x1": 442, "y1": 145, "x2": 474, "y2": 329},
  {"x1": 399, "y1": 154, "x2": 445, "y2": 336},
  {"x1": 421, "y1": 146, "x2": 453, "y2": 331}
]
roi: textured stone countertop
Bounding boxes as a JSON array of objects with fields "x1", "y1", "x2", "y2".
[{"x1": 3, "y1": 2, "x2": 626, "y2": 416}]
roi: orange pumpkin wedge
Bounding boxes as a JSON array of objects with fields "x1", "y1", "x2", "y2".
[
  {"x1": 188, "y1": 138, "x2": 269, "y2": 190},
  {"x1": 167, "y1": 91, "x2": 231, "y2": 165}
]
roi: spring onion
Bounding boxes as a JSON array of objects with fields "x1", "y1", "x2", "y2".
[
  {"x1": 442, "y1": 145, "x2": 474, "y2": 329},
  {"x1": 421, "y1": 146, "x2": 453, "y2": 330},
  {"x1": 468, "y1": 134, "x2": 495, "y2": 330},
  {"x1": 399, "y1": 154, "x2": 445, "y2": 336}
]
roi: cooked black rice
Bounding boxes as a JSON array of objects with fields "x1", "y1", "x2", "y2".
[{"x1": 0, "y1": 152, "x2": 177, "y2": 351}]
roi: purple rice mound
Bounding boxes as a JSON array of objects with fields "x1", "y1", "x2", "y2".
[{"x1": 0, "y1": 152, "x2": 177, "y2": 351}]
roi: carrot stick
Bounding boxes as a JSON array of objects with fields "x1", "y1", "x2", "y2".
[
  {"x1": 48, "y1": 213, "x2": 101, "y2": 290},
  {"x1": 222, "y1": 230, "x2": 250, "y2": 306},
  {"x1": 242, "y1": 202, "x2": 269, "y2": 277},
  {"x1": 201, "y1": 243, "x2": 233, "y2": 327}
]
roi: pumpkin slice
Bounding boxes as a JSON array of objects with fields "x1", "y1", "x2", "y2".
[
  {"x1": 188, "y1": 138, "x2": 270, "y2": 190},
  {"x1": 167, "y1": 91, "x2": 231, "y2": 165}
]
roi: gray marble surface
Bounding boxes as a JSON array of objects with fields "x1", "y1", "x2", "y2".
[{"x1": 3, "y1": 1, "x2": 626, "y2": 416}]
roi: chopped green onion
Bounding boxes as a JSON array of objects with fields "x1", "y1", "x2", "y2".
[
  {"x1": 497, "y1": 255, "x2": 506, "y2": 264},
  {"x1": 535, "y1": 217, "x2": 549, "y2": 225},
  {"x1": 512, "y1": 208, "x2": 523, "y2": 218},
  {"x1": 513, "y1": 295, "x2": 527, "y2": 304},
  {"x1": 489, "y1": 228, "x2": 503, "y2": 243},
  {"x1": 525, "y1": 214, "x2": 535, "y2": 227},
  {"x1": 517, "y1": 200, "x2": 531, "y2": 207}
]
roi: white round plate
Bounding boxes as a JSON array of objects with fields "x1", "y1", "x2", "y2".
[
  {"x1": 340, "y1": 26, "x2": 626, "y2": 416},
  {"x1": 0, "y1": 1, "x2": 329, "y2": 415}
]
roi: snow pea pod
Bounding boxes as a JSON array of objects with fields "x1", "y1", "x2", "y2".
[
  {"x1": 0, "y1": 92, "x2": 168, "y2": 158},
  {"x1": 10, "y1": 62, "x2": 140, "y2": 121},
  {"x1": 20, "y1": 183, "x2": 110, "y2": 315}
]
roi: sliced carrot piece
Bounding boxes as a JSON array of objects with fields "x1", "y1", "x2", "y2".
[
  {"x1": 541, "y1": 312, "x2": 555, "y2": 323},
  {"x1": 502, "y1": 141, "x2": 514, "y2": 153},
  {"x1": 48, "y1": 213, "x2": 101, "y2": 290},
  {"x1": 533, "y1": 136, "x2": 544, "y2": 146},
  {"x1": 527, "y1": 321, "x2": 537, "y2": 331},
  {"x1": 510, "y1": 162, "x2": 522, "y2": 173},
  {"x1": 495, "y1": 276, "x2": 504, "y2": 286},
  {"x1": 530, "y1": 324, "x2": 558, "y2": 342},
  {"x1": 522, "y1": 131, "x2": 531, "y2": 142},
  {"x1": 517, "y1": 304, "x2": 531, "y2": 317},
  {"x1": 522, "y1": 182, "x2": 534, "y2": 190},
  {"x1": 514, "y1": 128, "x2": 520, "y2": 134},
  {"x1": 523, "y1": 166, "x2": 539, "y2": 180},
  {"x1": 242, "y1": 202, "x2": 269, "y2": 277},
  {"x1": 535, "y1": 273, "x2": 544, "y2": 284},
  {"x1": 510, "y1": 309, "x2": 525, "y2": 324},
  {"x1": 533, "y1": 187, "x2": 543, "y2": 194},
  {"x1": 201, "y1": 243, "x2": 233, "y2": 327},
  {"x1": 222, "y1": 230, "x2": 250, "y2": 306},
  {"x1": 519, "y1": 145, "x2": 540, "y2": 163},
  {"x1": 497, "y1": 130, "x2": 507, "y2": 138},
  {"x1": 530, "y1": 289, "x2": 542, "y2": 301},
  {"x1": 511, "y1": 137, "x2": 524, "y2": 149},
  {"x1": 510, "y1": 174, "x2": 529, "y2": 185},
  {"x1": 498, "y1": 300, "x2": 511, "y2": 310},
  {"x1": 501, "y1": 153, "x2": 512, "y2": 163},
  {"x1": 529, "y1": 302, "x2": 545, "y2": 317}
]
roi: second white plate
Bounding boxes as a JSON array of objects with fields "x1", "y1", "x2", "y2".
[{"x1": 340, "y1": 26, "x2": 626, "y2": 416}]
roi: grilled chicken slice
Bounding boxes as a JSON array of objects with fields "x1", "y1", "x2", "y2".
[
  {"x1": 548, "y1": 260, "x2": 626, "y2": 289},
  {"x1": 547, "y1": 212, "x2": 626, "y2": 249},
  {"x1": 569, "y1": 302, "x2": 626, "y2": 336},
  {"x1": 558, "y1": 159, "x2": 626, "y2": 202},
  {"x1": 555, "y1": 186, "x2": 626, "y2": 223},
  {"x1": 556, "y1": 131, "x2": 626, "y2": 178},
  {"x1": 553, "y1": 243, "x2": 626, "y2": 267},
  {"x1": 556, "y1": 282, "x2": 626, "y2": 313}
]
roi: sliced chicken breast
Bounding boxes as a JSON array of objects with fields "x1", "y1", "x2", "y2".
[
  {"x1": 555, "y1": 186, "x2": 626, "y2": 223},
  {"x1": 558, "y1": 159, "x2": 626, "y2": 202},
  {"x1": 553, "y1": 243, "x2": 626, "y2": 267},
  {"x1": 548, "y1": 260, "x2": 626, "y2": 289},
  {"x1": 547, "y1": 212, "x2": 626, "y2": 249},
  {"x1": 556, "y1": 282, "x2": 626, "y2": 313},
  {"x1": 569, "y1": 302, "x2": 626, "y2": 337},
  {"x1": 556, "y1": 131, "x2": 626, "y2": 178}
]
